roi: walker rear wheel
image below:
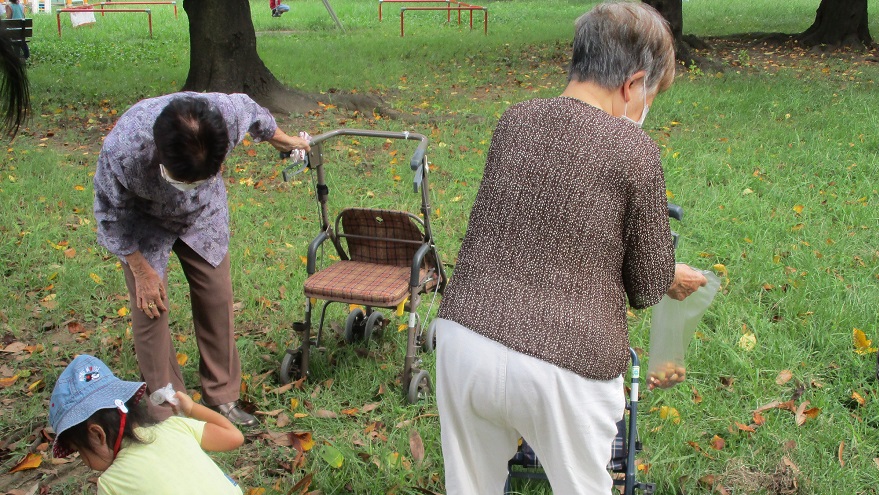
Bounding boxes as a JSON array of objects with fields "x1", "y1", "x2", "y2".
[
  {"x1": 364, "y1": 311, "x2": 384, "y2": 342},
  {"x1": 344, "y1": 308, "x2": 365, "y2": 343},
  {"x1": 406, "y1": 370, "x2": 432, "y2": 404},
  {"x1": 422, "y1": 319, "x2": 438, "y2": 353},
  {"x1": 279, "y1": 347, "x2": 304, "y2": 384}
]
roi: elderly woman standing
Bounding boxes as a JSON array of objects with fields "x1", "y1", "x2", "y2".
[
  {"x1": 94, "y1": 93, "x2": 309, "y2": 427},
  {"x1": 435, "y1": 3, "x2": 707, "y2": 493}
]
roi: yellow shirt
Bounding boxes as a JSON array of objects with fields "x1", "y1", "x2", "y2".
[{"x1": 97, "y1": 416, "x2": 243, "y2": 495}]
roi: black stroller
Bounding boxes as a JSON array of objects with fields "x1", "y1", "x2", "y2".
[
  {"x1": 505, "y1": 204, "x2": 683, "y2": 494},
  {"x1": 277, "y1": 129, "x2": 447, "y2": 404}
]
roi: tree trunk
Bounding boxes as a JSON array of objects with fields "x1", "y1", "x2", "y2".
[
  {"x1": 182, "y1": 0, "x2": 279, "y2": 96},
  {"x1": 178, "y1": 0, "x2": 418, "y2": 117},
  {"x1": 799, "y1": 0, "x2": 872, "y2": 48},
  {"x1": 642, "y1": 0, "x2": 691, "y2": 61}
]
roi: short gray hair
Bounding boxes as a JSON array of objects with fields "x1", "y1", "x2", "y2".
[{"x1": 568, "y1": 2, "x2": 675, "y2": 94}]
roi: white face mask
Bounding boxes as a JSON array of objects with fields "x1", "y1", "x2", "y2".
[
  {"x1": 160, "y1": 164, "x2": 208, "y2": 192},
  {"x1": 621, "y1": 79, "x2": 649, "y2": 128}
]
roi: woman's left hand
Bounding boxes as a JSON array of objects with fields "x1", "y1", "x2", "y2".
[{"x1": 666, "y1": 263, "x2": 707, "y2": 300}]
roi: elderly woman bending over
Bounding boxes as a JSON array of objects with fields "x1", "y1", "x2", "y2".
[{"x1": 434, "y1": 3, "x2": 707, "y2": 493}]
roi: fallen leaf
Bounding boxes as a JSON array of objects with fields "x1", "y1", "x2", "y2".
[
  {"x1": 320, "y1": 444, "x2": 344, "y2": 468},
  {"x1": 255, "y1": 409, "x2": 283, "y2": 417},
  {"x1": 117, "y1": 307, "x2": 129, "y2": 317},
  {"x1": 276, "y1": 413, "x2": 290, "y2": 428},
  {"x1": 853, "y1": 328, "x2": 877, "y2": 355},
  {"x1": 752, "y1": 411, "x2": 766, "y2": 426},
  {"x1": 851, "y1": 391, "x2": 866, "y2": 407},
  {"x1": 735, "y1": 421, "x2": 755, "y2": 433},
  {"x1": 340, "y1": 408, "x2": 358, "y2": 416},
  {"x1": 659, "y1": 406, "x2": 681, "y2": 425},
  {"x1": 710, "y1": 435, "x2": 725, "y2": 450},
  {"x1": 268, "y1": 383, "x2": 293, "y2": 395},
  {"x1": 838, "y1": 441, "x2": 845, "y2": 467},
  {"x1": 738, "y1": 332, "x2": 757, "y2": 351},
  {"x1": 361, "y1": 402, "x2": 380, "y2": 413},
  {"x1": 409, "y1": 429, "x2": 425, "y2": 465},
  {"x1": 776, "y1": 370, "x2": 793, "y2": 385},
  {"x1": 314, "y1": 409, "x2": 337, "y2": 419},
  {"x1": 176, "y1": 353, "x2": 188, "y2": 366},
  {"x1": 795, "y1": 401, "x2": 820, "y2": 426},
  {"x1": 1, "y1": 342, "x2": 27, "y2": 353},
  {"x1": 247, "y1": 489, "x2": 265, "y2": 495},
  {"x1": 8, "y1": 453, "x2": 42, "y2": 473},
  {"x1": 290, "y1": 431, "x2": 314, "y2": 452}
]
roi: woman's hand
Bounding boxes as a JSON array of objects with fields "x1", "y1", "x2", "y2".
[
  {"x1": 126, "y1": 251, "x2": 167, "y2": 319},
  {"x1": 666, "y1": 263, "x2": 707, "y2": 300},
  {"x1": 267, "y1": 128, "x2": 311, "y2": 153}
]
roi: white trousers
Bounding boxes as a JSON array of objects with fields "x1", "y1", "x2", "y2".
[{"x1": 436, "y1": 318, "x2": 625, "y2": 495}]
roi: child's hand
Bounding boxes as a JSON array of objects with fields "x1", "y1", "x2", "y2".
[{"x1": 173, "y1": 391, "x2": 195, "y2": 417}]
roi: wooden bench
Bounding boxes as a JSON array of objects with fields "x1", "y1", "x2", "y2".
[{"x1": 0, "y1": 18, "x2": 33, "y2": 59}]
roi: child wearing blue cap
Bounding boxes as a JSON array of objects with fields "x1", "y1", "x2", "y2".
[{"x1": 49, "y1": 354, "x2": 245, "y2": 494}]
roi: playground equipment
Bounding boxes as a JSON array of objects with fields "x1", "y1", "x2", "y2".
[
  {"x1": 98, "y1": 1, "x2": 177, "y2": 18},
  {"x1": 56, "y1": 7, "x2": 154, "y2": 37},
  {"x1": 378, "y1": 0, "x2": 487, "y2": 37}
]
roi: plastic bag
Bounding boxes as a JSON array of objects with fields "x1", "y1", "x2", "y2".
[
  {"x1": 149, "y1": 382, "x2": 180, "y2": 407},
  {"x1": 647, "y1": 270, "x2": 721, "y2": 389}
]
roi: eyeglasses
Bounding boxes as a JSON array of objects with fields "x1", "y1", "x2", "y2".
[{"x1": 159, "y1": 164, "x2": 209, "y2": 191}]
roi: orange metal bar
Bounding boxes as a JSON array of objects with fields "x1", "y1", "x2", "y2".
[
  {"x1": 399, "y1": 5, "x2": 486, "y2": 37},
  {"x1": 56, "y1": 8, "x2": 153, "y2": 37},
  {"x1": 98, "y1": 2, "x2": 176, "y2": 19}
]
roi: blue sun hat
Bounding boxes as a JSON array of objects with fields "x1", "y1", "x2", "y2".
[{"x1": 49, "y1": 355, "x2": 147, "y2": 458}]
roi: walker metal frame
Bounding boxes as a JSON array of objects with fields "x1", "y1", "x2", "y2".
[{"x1": 277, "y1": 129, "x2": 446, "y2": 404}]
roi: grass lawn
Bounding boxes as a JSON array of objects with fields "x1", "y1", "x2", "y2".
[{"x1": 1, "y1": 0, "x2": 879, "y2": 493}]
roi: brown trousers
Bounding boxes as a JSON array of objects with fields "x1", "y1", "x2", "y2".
[{"x1": 123, "y1": 239, "x2": 241, "y2": 413}]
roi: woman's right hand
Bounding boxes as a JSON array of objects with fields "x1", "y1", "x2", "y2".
[
  {"x1": 126, "y1": 251, "x2": 167, "y2": 318},
  {"x1": 666, "y1": 263, "x2": 707, "y2": 300}
]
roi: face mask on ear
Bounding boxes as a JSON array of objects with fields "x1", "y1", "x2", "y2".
[{"x1": 621, "y1": 79, "x2": 649, "y2": 128}]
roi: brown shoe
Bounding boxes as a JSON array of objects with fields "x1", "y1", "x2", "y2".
[{"x1": 210, "y1": 401, "x2": 258, "y2": 427}]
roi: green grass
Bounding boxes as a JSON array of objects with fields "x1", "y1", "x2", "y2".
[{"x1": 2, "y1": 0, "x2": 879, "y2": 493}]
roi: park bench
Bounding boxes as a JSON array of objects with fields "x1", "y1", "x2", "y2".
[{"x1": 0, "y1": 18, "x2": 33, "y2": 59}]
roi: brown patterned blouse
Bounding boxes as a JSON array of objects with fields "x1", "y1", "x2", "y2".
[{"x1": 438, "y1": 96, "x2": 676, "y2": 380}]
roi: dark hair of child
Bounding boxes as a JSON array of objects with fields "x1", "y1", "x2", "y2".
[{"x1": 56, "y1": 396, "x2": 161, "y2": 454}]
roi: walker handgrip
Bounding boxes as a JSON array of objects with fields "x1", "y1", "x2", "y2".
[
  {"x1": 410, "y1": 141, "x2": 428, "y2": 171},
  {"x1": 667, "y1": 203, "x2": 683, "y2": 222}
]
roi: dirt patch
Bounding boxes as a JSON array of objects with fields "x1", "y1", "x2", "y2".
[{"x1": 690, "y1": 34, "x2": 879, "y2": 78}]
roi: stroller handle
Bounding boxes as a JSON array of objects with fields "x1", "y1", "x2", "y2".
[{"x1": 303, "y1": 128, "x2": 429, "y2": 171}]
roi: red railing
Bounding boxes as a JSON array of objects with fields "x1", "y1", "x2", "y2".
[
  {"x1": 378, "y1": 0, "x2": 487, "y2": 36},
  {"x1": 98, "y1": 1, "x2": 177, "y2": 18}
]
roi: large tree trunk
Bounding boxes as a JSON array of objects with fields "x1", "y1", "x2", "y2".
[
  {"x1": 182, "y1": 0, "x2": 280, "y2": 96},
  {"x1": 642, "y1": 0, "x2": 707, "y2": 67},
  {"x1": 799, "y1": 0, "x2": 872, "y2": 48}
]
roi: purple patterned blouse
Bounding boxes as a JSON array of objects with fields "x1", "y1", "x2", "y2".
[{"x1": 93, "y1": 92, "x2": 278, "y2": 276}]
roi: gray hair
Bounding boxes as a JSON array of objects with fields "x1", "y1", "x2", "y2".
[{"x1": 568, "y1": 2, "x2": 675, "y2": 94}]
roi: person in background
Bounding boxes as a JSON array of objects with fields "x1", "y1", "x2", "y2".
[
  {"x1": 4, "y1": 0, "x2": 29, "y2": 60},
  {"x1": 50, "y1": 354, "x2": 245, "y2": 495},
  {"x1": 269, "y1": 0, "x2": 290, "y2": 17},
  {"x1": 93, "y1": 92, "x2": 310, "y2": 427},
  {"x1": 434, "y1": 2, "x2": 707, "y2": 493}
]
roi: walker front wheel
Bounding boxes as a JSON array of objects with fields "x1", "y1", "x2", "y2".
[{"x1": 406, "y1": 370, "x2": 432, "y2": 404}]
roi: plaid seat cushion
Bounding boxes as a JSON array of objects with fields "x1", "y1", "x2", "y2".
[
  {"x1": 608, "y1": 420, "x2": 627, "y2": 472},
  {"x1": 304, "y1": 260, "x2": 411, "y2": 306}
]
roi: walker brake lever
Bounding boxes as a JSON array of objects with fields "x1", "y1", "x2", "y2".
[{"x1": 279, "y1": 151, "x2": 309, "y2": 182}]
